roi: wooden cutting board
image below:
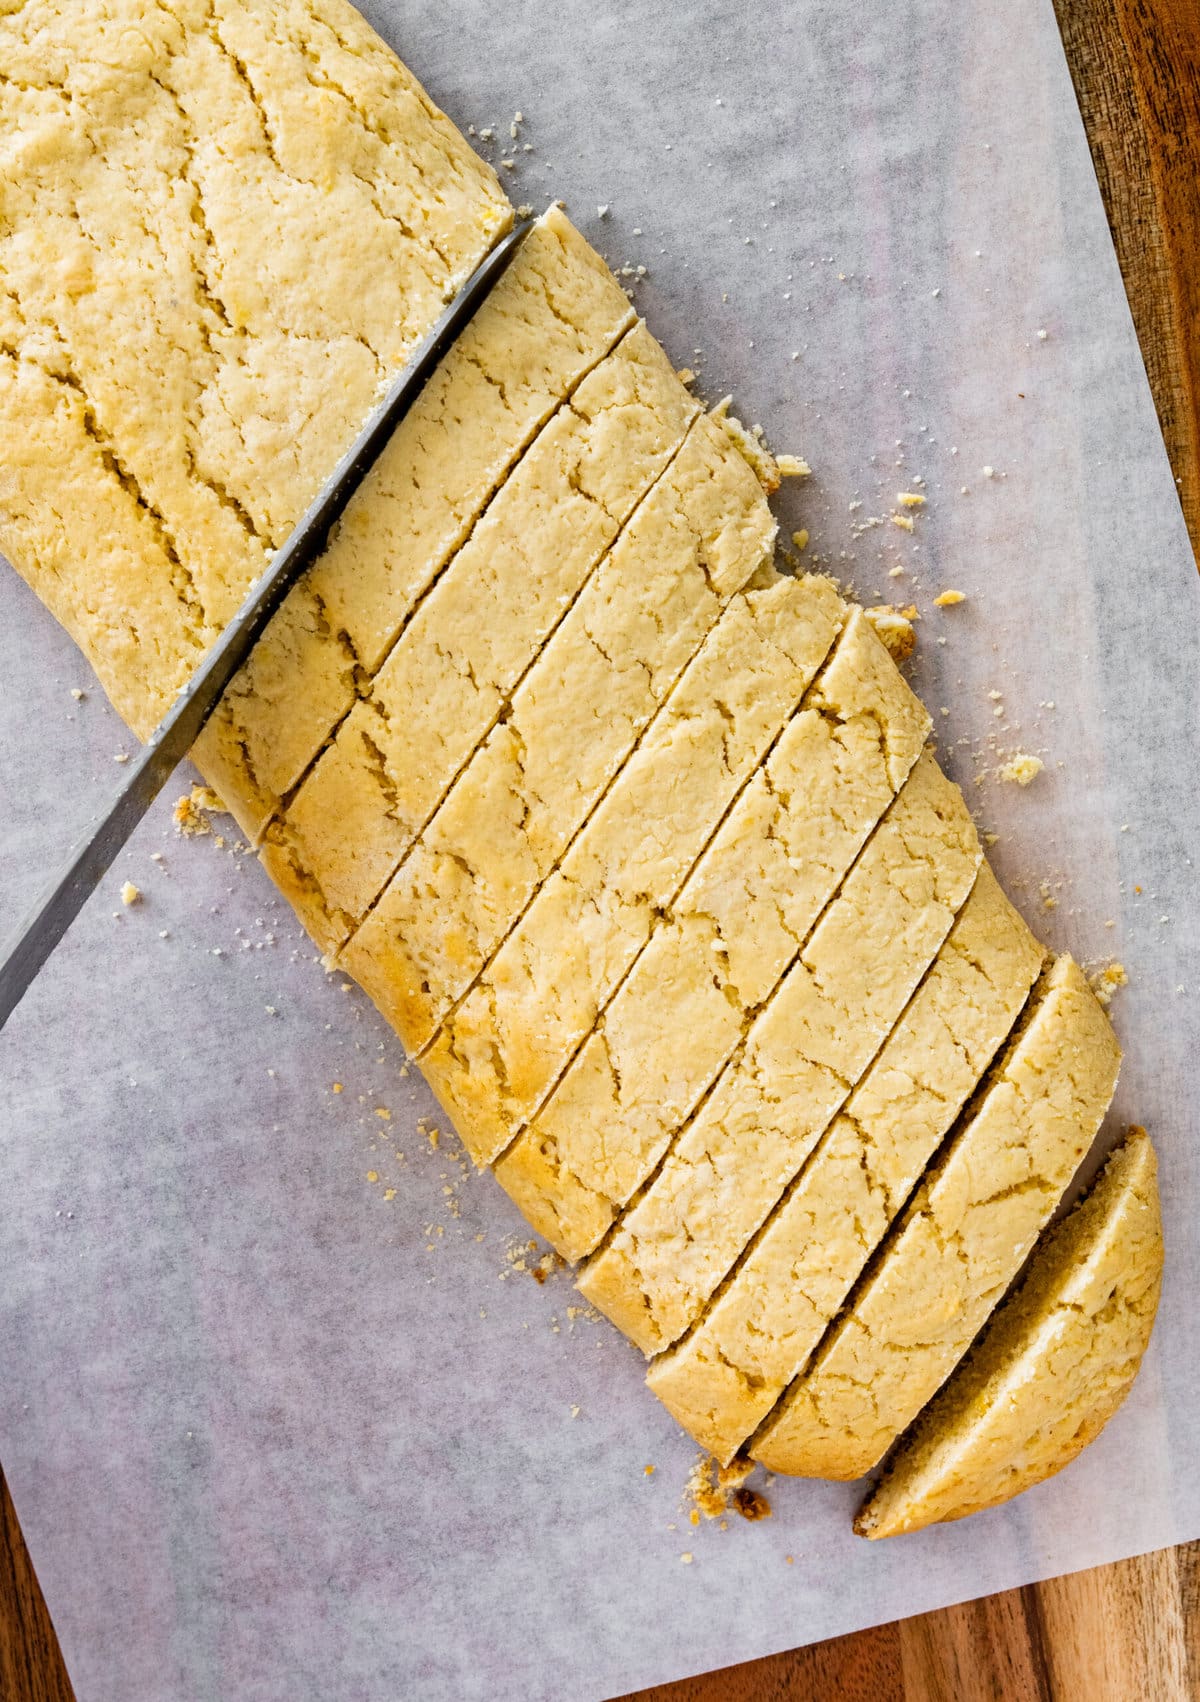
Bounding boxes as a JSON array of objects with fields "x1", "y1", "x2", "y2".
[{"x1": 1, "y1": 0, "x2": 1197, "y2": 1697}]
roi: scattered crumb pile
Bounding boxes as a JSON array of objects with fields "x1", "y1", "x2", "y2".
[
  {"x1": 173, "y1": 784, "x2": 230, "y2": 836},
  {"x1": 684, "y1": 1452, "x2": 772, "y2": 1525},
  {"x1": 1089, "y1": 961, "x2": 1129, "y2": 1009}
]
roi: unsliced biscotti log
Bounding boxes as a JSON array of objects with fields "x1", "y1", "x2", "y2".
[
  {"x1": 647, "y1": 864, "x2": 1046, "y2": 1462},
  {"x1": 496, "y1": 615, "x2": 933, "y2": 1262},
  {"x1": 752, "y1": 954, "x2": 1121, "y2": 1479},
  {"x1": 422, "y1": 573, "x2": 848, "y2": 1165},
  {"x1": 0, "y1": 0, "x2": 508, "y2": 737},
  {"x1": 578, "y1": 748, "x2": 983, "y2": 1342},
  {"x1": 260, "y1": 322, "x2": 700, "y2": 951},
  {"x1": 193, "y1": 207, "x2": 635, "y2": 837},
  {"x1": 857, "y1": 1126, "x2": 1162, "y2": 1538},
  {"x1": 339, "y1": 409, "x2": 778, "y2": 1054}
]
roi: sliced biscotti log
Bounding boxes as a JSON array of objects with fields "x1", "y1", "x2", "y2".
[
  {"x1": 857, "y1": 1126, "x2": 1162, "y2": 1538},
  {"x1": 421, "y1": 573, "x2": 848, "y2": 1166},
  {"x1": 0, "y1": 0, "x2": 508, "y2": 737},
  {"x1": 339, "y1": 410, "x2": 777, "y2": 1053},
  {"x1": 259, "y1": 323, "x2": 700, "y2": 951},
  {"x1": 648, "y1": 864, "x2": 1045, "y2": 1461},
  {"x1": 494, "y1": 611, "x2": 931, "y2": 1261},
  {"x1": 752, "y1": 953, "x2": 1121, "y2": 1480},
  {"x1": 577, "y1": 750, "x2": 981, "y2": 1340},
  {"x1": 193, "y1": 208, "x2": 635, "y2": 837}
]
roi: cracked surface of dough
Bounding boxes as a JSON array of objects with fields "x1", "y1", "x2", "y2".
[
  {"x1": 0, "y1": 0, "x2": 508, "y2": 736},
  {"x1": 421, "y1": 573, "x2": 848, "y2": 1166},
  {"x1": 495, "y1": 610, "x2": 931, "y2": 1261},
  {"x1": 648, "y1": 864, "x2": 1046, "y2": 1462},
  {"x1": 339, "y1": 411, "x2": 776, "y2": 1053},
  {"x1": 752, "y1": 953, "x2": 1121, "y2": 1480},
  {"x1": 192, "y1": 207, "x2": 634, "y2": 835},
  {"x1": 577, "y1": 749, "x2": 980, "y2": 1341},
  {"x1": 857, "y1": 1127, "x2": 1162, "y2": 1537},
  {"x1": 260, "y1": 322, "x2": 700, "y2": 950}
]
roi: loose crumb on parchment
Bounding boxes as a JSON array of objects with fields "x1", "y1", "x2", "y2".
[{"x1": 998, "y1": 752, "x2": 1044, "y2": 786}]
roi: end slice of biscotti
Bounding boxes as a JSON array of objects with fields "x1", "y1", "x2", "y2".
[{"x1": 856, "y1": 1126, "x2": 1162, "y2": 1537}]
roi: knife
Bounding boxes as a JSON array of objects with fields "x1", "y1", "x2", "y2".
[{"x1": 0, "y1": 214, "x2": 536, "y2": 1032}]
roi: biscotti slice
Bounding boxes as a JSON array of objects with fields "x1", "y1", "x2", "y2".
[
  {"x1": 578, "y1": 750, "x2": 981, "y2": 1342},
  {"x1": 752, "y1": 954, "x2": 1121, "y2": 1480},
  {"x1": 648, "y1": 864, "x2": 1045, "y2": 1461},
  {"x1": 339, "y1": 410, "x2": 777, "y2": 1053},
  {"x1": 192, "y1": 208, "x2": 635, "y2": 837},
  {"x1": 857, "y1": 1127, "x2": 1162, "y2": 1538},
  {"x1": 495, "y1": 610, "x2": 931, "y2": 1261},
  {"x1": 260, "y1": 323, "x2": 700, "y2": 950},
  {"x1": 422, "y1": 573, "x2": 848, "y2": 1166},
  {"x1": 0, "y1": 0, "x2": 508, "y2": 737}
]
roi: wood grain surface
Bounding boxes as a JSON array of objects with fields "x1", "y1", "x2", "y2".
[{"x1": 2, "y1": 0, "x2": 1197, "y2": 1696}]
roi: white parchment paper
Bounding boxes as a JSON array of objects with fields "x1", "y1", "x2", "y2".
[{"x1": 2, "y1": 3, "x2": 1198, "y2": 1697}]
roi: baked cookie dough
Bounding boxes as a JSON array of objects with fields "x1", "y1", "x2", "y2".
[
  {"x1": 752, "y1": 954, "x2": 1121, "y2": 1479},
  {"x1": 261, "y1": 321, "x2": 699, "y2": 951},
  {"x1": 495, "y1": 610, "x2": 930, "y2": 1261},
  {"x1": 647, "y1": 864, "x2": 1045, "y2": 1462},
  {"x1": 857, "y1": 1126, "x2": 1162, "y2": 1537},
  {"x1": 421, "y1": 573, "x2": 848, "y2": 1166},
  {"x1": 339, "y1": 410, "x2": 777, "y2": 1053}
]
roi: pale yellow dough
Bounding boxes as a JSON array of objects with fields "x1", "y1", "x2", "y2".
[
  {"x1": 193, "y1": 207, "x2": 635, "y2": 836},
  {"x1": 0, "y1": 0, "x2": 508, "y2": 736},
  {"x1": 422, "y1": 573, "x2": 848, "y2": 1167},
  {"x1": 339, "y1": 410, "x2": 776, "y2": 1053},
  {"x1": 496, "y1": 610, "x2": 931, "y2": 1262},
  {"x1": 648, "y1": 864, "x2": 1045, "y2": 1462},
  {"x1": 752, "y1": 954, "x2": 1121, "y2": 1480},
  {"x1": 261, "y1": 321, "x2": 700, "y2": 951},
  {"x1": 577, "y1": 750, "x2": 981, "y2": 1342},
  {"x1": 857, "y1": 1127, "x2": 1162, "y2": 1537}
]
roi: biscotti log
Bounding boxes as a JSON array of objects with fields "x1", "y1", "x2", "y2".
[{"x1": 0, "y1": 0, "x2": 1157, "y2": 1534}]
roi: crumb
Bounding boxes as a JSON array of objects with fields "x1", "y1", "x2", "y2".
[
  {"x1": 865, "y1": 604, "x2": 917, "y2": 662},
  {"x1": 570, "y1": 1404, "x2": 581, "y2": 1419},
  {"x1": 366, "y1": 1171, "x2": 378, "y2": 1184},
  {"x1": 982, "y1": 465, "x2": 996, "y2": 478},
  {"x1": 375, "y1": 1107, "x2": 392, "y2": 1121},
  {"x1": 786, "y1": 1555, "x2": 795, "y2": 1565},
  {"x1": 775, "y1": 453, "x2": 811, "y2": 479},
  {"x1": 174, "y1": 785, "x2": 228, "y2": 836},
  {"x1": 332, "y1": 1082, "x2": 343, "y2": 1093},
  {"x1": 733, "y1": 1487, "x2": 772, "y2": 1522},
  {"x1": 644, "y1": 1465, "x2": 656, "y2": 1477},
  {"x1": 114, "y1": 751, "x2": 130, "y2": 764},
  {"x1": 934, "y1": 589, "x2": 966, "y2": 606},
  {"x1": 791, "y1": 528, "x2": 809, "y2": 551},
  {"x1": 1089, "y1": 961, "x2": 1128, "y2": 1007},
  {"x1": 676, "y1": 367, "x2": 696, "y2": 387},
  {"x1": 998, "y1": 753, "x2": 1043, "y2": 786},
  {"x1": 383, "y1": 1188, "x2": 396, "y2": 1202},
  {"x1": 897, "y1": 492, "x2": 926, "y2": 508},
  {"x1": 890, "y1": 513, "x2": 914, "y2": 532},
  {"x1": 680, "y1": 1553, "x2": 693, "y2": 1565},
  {"x1": 70, "y1": 687, "x2": 85, "y2": 701},
  {"x1": 120, "y1": 881, "x2": 141, "y2": 906}
]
